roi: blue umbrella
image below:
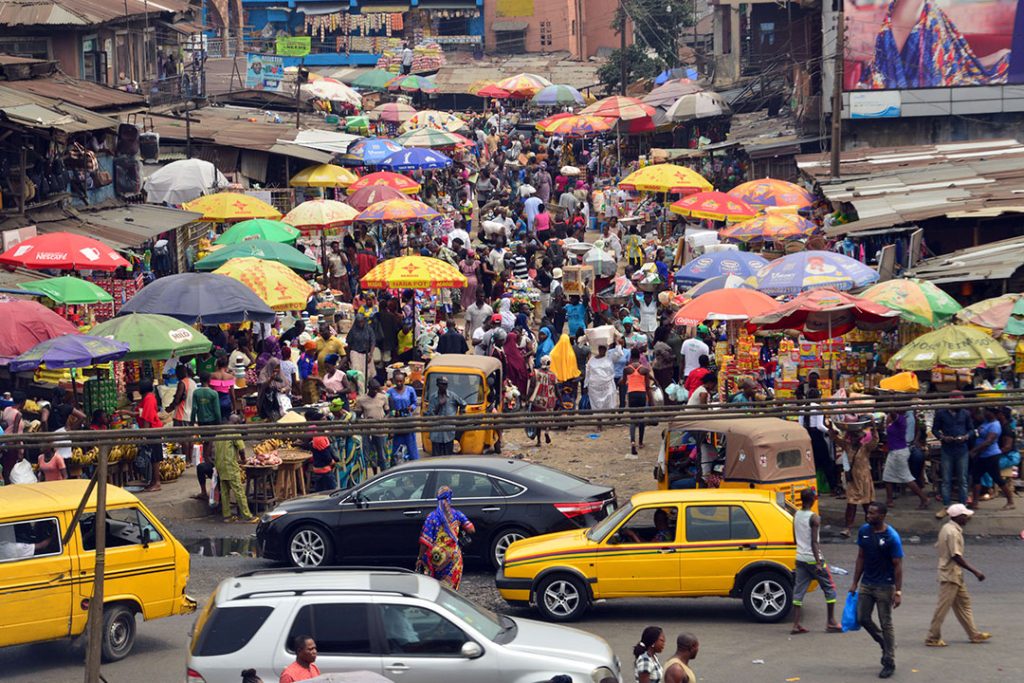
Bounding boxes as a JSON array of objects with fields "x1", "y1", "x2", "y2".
[
  {"x1": 119, "y1": 273, "x2": 277, "y2": 325},
  {"x1": 683, "y1": 274, "x2": 755, "y2": 298},
  {"x1": 753, "y1": 250, "x2": 880, "y2": 295},
  {"x1": 674, "y1": 251, "x2": 769, "y2": 287},
  {"x1": 377, "y1": 147, "x2": 453, "y2": 172},
  {"x1": 9, "y1": 334, "x2": 129, "y2": 372},
  {"x1": 339, "y1": 138, "x2": 405, "y2": 166}
]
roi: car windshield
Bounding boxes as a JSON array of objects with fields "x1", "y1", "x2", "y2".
[
  {"x1": 435, "y1": 585, "x2": 504, "y2": 641},
  {"x1": 586, "y1": 501, "x2": 632, "y2": 542},
  {"x1": 426, "y1": 373, "x2": 483, "y2": 404}
]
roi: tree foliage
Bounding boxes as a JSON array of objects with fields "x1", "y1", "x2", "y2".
[
  {"x1": 615, "y1": 0, "x2": 695, "y2": 69},
  {"x1": 597, "y1": 44, "x2": 660, "y2": 94}
]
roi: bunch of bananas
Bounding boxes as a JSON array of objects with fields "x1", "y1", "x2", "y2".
[
  {"x1": 158, "y1": 456, "x2": 186, "y2": 481},
  {"x1": 71, "y1": 447, "x2": 99, "y2": 465},
  {"x1": 108, "y1": 444, "x2": 138, "y2": 464}
]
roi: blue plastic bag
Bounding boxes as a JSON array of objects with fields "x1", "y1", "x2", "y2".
[{"x1": 842, "y1": 591, "x2": 861, "y2": 632}]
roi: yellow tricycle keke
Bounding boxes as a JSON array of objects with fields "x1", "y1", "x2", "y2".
[
  {"x1": 654, "y1": 417, "x2": 817, "y2": 510},
  {"x1": 421, "y1": 354, "x2": 503, "y2": 455}
]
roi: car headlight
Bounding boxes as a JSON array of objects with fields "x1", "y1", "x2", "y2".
[
  {"x1": 260, "y1": 510, "x2": 288, "y2": 524},
  {"x1": 591, "y1": 666, "x2": 618, "y2": 683}
]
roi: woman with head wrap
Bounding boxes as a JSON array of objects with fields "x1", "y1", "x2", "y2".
[
  {"x1": 256, "y1": 357, "x2": 291, "y2": 421},
  {"x1": 527, "y1": 355, "x2": 558, "y2": 446},
  {"x1": 502, "y1": 330, "x2": 530, "y2": 396},
  {"x1": 535, "y1": 326, "x2": 554, "y2": 368},
  {"x1": 498, "y1": 297, "x2": 516, "y2": 331},
  {"x1": 416, "y1": 486, "x2": 476, "y2": 589},
  {"x1": 255, "y1": 334, "x2": 282, "y2": 374},
  {"x1": 387, "y1": 369, "x2": 419, "y2": 461}
]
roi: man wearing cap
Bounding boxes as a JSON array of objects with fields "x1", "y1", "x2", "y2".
[
  {"x1": 426, "y1": 377, "x2": 466, "y2": 456},
  {"x1": 925, "y1": 504, "x2": 990, "y2": 647},
  {"x1": 473, "y1": 314, "x2": 503, "y2": 357}
]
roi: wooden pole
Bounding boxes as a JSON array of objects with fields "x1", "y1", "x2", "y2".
[
  {"x1": 829, "y1": 4, "x2": 845, "y2": 179},
  {"x1": 83, "y1": 444, "x2": 111, "y2": 683}
]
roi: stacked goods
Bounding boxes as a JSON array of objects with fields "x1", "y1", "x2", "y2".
[
  {"x1": 83, "y1": 377, "x2": 118, "y2": 417},
  {"x1": 70, "y1": 443, "x2": 139, "y2": 465},
  {"x1": 90, "y1": 273, "x2": 144, "y2": 320},
  {"x1": 159, "y1": 455, "x2": 187, "y2": 481},
  {"x1": 375, "y1": 41, "x2": 445, "y2": 73}
]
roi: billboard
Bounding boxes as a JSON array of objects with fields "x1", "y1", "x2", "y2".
[
  {"x1": 245, "y1": 53, "x2": 285, "y2": 92},
  {"x1": 844, "y1": 0, "x2": 1024, "y2": 90}
]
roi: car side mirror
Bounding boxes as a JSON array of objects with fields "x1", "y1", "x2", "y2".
[
  {"x1": 461, "y1": 641, "x2": 483, "y2": 659},
  {"x1": 141, "y1": 527, "x2": 153, "y2": 548},
  {"x1": 607, "y1": 532, "x2": 621, "y2": 545}
]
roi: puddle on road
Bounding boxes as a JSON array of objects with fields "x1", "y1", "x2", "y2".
[{"x1": 186, "y1": 536, "x2": 261, "y2": 558}]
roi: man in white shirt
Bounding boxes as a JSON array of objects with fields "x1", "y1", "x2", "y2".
[
  {"x1": 463, "y1": 291, "x2": 493, "y2": 339},
  {"x1": 487, "y1": 242, "x2": 507, "y2": 277},
  {"x1": 681, "y1": 332, "x2": 710, "y2": 377},
  {"x1": 523, "y1": 194, "x2": 543, "y2": 230},
  {"x1": 401, "y1": 43, "x2": 414, "y2": 74}
]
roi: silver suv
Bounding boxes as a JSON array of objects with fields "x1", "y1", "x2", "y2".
[{"x1": 186, "y1": 567, "x2": 621, "y2": 683}]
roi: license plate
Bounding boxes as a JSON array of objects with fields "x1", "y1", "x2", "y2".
[{"x1": 604, "y1": 502, "x2": 615, "y2": 516}]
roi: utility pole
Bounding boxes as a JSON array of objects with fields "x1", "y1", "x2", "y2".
[
  {"x1": 619, "y1": 0, "x2": 628, "y2": 95},
  {"x1": 830, "y1": 1, "x2": 845, "y2": 179},
  {"x1": 83, "y1": 446, "x2": 111, "y2": 683}
]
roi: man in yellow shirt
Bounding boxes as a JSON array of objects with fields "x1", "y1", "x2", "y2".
[
  {"x1": 315, "y1": 323, "x2": 345, "y2": 371},
  {"x1": 925, "y1": 503, "x2": 991, "y2": 647}
]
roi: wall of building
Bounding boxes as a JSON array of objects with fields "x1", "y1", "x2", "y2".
[
  {"x1": 484, "y1": 0, "x2": 625, "y2": 57},
  {"x1": 580, "y1": 0, "x2": 624, "y2": 58},
  {"x1": 846, "y1": 112, "x2": 1024, "y2": 149}
]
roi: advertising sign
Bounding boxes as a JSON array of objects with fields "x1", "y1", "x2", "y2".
[
  {"x1": 850, "y1": 90, "x2": 901, "y2": 118},
  {"x1": 844, "y1": 0, "x2": 1024, "y2": 90},
  {"x1": 276, "y1": 36, "x2": 311, "y2": 57},
  {"x1": 245, "y1": 53, "x2": 285, "y2": 92}
]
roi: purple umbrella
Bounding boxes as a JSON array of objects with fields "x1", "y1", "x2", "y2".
[{"x1": 9, "y1": 334, "x2": 130, "y2": 372}]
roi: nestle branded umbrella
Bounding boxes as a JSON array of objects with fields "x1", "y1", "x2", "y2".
[
  {"x1": 0, "y1": 233, "x2": 129, "y2": 272},
  {"x1": 0, "y1": 300, "x2": 80, "y2": 359},
  {"x1": 9, "y1": 334, "x2": 129, "y2": 372},
  {"x1": 747, "y1": 288, "x2": 899, "y2": 341},
  {"x1": 90, "y1": 313, "x2": 212, "y2": 360},
  {"x1": 119, "y1": 273, "x2": 276, "y2": 325}
]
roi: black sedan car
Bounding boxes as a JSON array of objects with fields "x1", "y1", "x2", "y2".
[{"x1": 257, "y1": 456, "x2": 616, "y2": 570}]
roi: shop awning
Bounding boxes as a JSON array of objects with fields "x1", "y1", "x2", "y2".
[
  {"x1": 492, "y1": 20, "x2": 528, "y2": 32},
  {"x1": 39, "y1": 205, "x2": 204, "y2": 250}
]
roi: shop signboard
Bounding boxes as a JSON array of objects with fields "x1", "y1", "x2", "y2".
[
  {"x1": 850, "y1": 90, "x2": 901, "y2": 118},
  {"x1": 245, "y1": 53, "x2": 285, "y2": 92},
  {"x1": 276, "y1": 36, "x2": 311, "y2": 57}
]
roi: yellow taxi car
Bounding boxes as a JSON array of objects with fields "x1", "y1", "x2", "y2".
[{"x1": 496, "y1": 489, "x2": 798, "y2": 623}]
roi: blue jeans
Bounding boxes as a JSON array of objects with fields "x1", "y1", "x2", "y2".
[{"x1": 940, "y1": 444, "x2": 969, "y2": 505}]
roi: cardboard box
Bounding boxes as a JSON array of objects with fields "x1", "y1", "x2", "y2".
[{"x1": 562, "y1": 265, "x2": 593, "y2": 295}]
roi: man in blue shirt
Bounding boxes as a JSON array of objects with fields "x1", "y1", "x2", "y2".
[
  {"x1": 932, "y1": 391, "x2": 973, "y2": 511},
  {"x1": 969, "y1": 407, "x2": 1016, "y2": 510},
  {"x1": 849, "y1": 501, "x2": 903, "y2": 679}
]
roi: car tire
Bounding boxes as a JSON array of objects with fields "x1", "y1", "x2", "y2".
[
  {"x1": 101, "y1": 603, "x2": 136, "y2": 662},
  {"x1": 535, "y1": 573, "x2": 589, "y2": 622},
  {"x1": 741, "y1": 571, "x2": 792, "y2": 623},
  {"x1": 490, "y1": 526, "x2": 529, "y2": 570},
  {"x1": 287, "y1": 524, "x2": 334, "y2": 568}
]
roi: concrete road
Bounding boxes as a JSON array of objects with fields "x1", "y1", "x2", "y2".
[{"x1": 3, "y1": 538, "x2": 1020, "y2": 683}]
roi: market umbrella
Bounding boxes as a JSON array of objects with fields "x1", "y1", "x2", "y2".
[
  {"x1": 887, "y1": 325, "x2": 1011, "y2": 371},
  {"x1": 344, "y1": 115, "x2": 371, "y2": 134},
  {"x1": 477, "y1": 84, "x2": 511, "y2": 99},
  {"x1": 346, "y1": 171, "x2": 421, "y2": 195},
  {"x1": 532, "y1": 84, "x2": 585, "y2": 107},
  {"x1": 339, "y1": 138, "x2": 405, "y2": 166},
  {"x1": 861, "y1": 278, "x2": 962, "y2": 328},
  {"x1": 494, "y1": 73, "x2": 552, "y2": 97},
  {"x1": 538, "y1": 115, "x2": 612, "y2": 137},
  {"x1": 360, "y1": 255, "x2": 467, "y2": 290},
  {"x1": 752, "y1": 251, "x2": 879, "y2": 295},
  {"x1": 195, "y1": 239, "x2": 319, "y2": 273},
  {"x1": 674, "y1": 251, "x2": 769, "y2": 287},
  {"x1": 385, "y1": 74, "x2": 438, "y2": 94},
  {"x1": 395, "y1": 127, "x2": 475, "y2": 149},
  {"x1": 583, "y1": 247, "x2": 617, "y2": 277},
  {"x1": 0, "y1": 300, "x2": 80, "y2": 358},
  {"x1": 954, "y1": 293, "x2": 1024, "y2": 335},
  {"x1": 142, "y1": 158, "x2": 228, "y2": 205},
  {"x1": 289, "y1": 164, "x2": 359, "y2": 188},
  {"x1": 728, "y1": 178, "x2": 813, "y2": 210},
  {"x1": 9, "y1": 334, "x2": 129, "y2": 373},
  {"x1": 352, "y1": 69, "x2": 397, "y2": 91},
  {"x1": 466, "y1": 80, "x2": 497, "y2": 96},
  {"x1": 213, "y1": 258, "x2": 314, "y2": 312},
  {"x1": 581, "y1": 95, "x2": 656, "y2": 121},
  {"x1": 683, "y1": 274, "x2": 754, "y2": 299},
  {"x1": 119, "y1": 273, "x2": 276, "y2": 324},
  {"x1": 0, "y1": 233, "x2": 129, "y2": 272},
  {"x1": 670, "y1": 191, "x2": 757, "y2": 222},
  {"x1": 719, "y1": 213, "x2": 818, "y2": 243},
  {"x1": 90, "y1": 313, "x2": 212, "y2": 360},
  {"x1": 16, "y1": 276, "x2": 113, "y2": 304},
  {"x1": 378, "y1": 148, "x2": 452, "y2": 172},
  {"x1": 355, "y1": 199, "x2": 441, "y2": 223},
  {"x1": 182, "y1": 192, "x2": 282, "y2": 222},
  {"x1": 345, "y1": 185, "x2": 408, "y2": 211},
  {"x1": 301, "y1": 79, "x2": 362, "y2": 106},
  {"x1": 666, "y1": 91, "x2": 731, "y2": 121},
  {"x1": 535, "y1": 111, "x2": 575, "y2": 130},
  {"x1": 673, "y1": 288, "x2": 779, "y2": 326},
  {"x1": 398, "y1": 110, "x2": 466, "y2": 133},
  {"x1": 619, "y1": 164, "x2": 713, "y2": 194},
  {"x1": 747, "y1": 288, "x2": 899, "y2": 341},
  {"x1": 642, "y1": 79, "x2": 704, "y2": 108},
  {"x1": 367, "y1": 102, "x2": 417, "y2": 123},
  {"x1": 282, "y1": 200, "x2": 359, "y2": 231},
  {"x1": 215, "y1": 219, "x2": 300, "y2": 245}
]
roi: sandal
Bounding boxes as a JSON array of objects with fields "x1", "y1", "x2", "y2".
[
  {"x1": 839, "y1": 529, "x2": 851, "y2": 539},
  {"x1": 924, "y1": 639, "x2": 947, "y2": 647},
  {"x1": 826, "y1": 625, "x2": 843, "y2": 633},
  {"x1": 790, "y1": 626, "x2": 809, "y2": 635},
  {"x1": 970, "y1": 632, "x2": 992, "y2": 643}
]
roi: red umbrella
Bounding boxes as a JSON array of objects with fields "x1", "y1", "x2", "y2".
[
  {"x1": 477, "y1": 84, "x2": 511, "y2": 99},
  {"x1": 581, "y1": 95, "x2": 656, "y2": 121},
  {"x1": 346, "y1": 171, "x2": 421, "y2": 195},
  {"x1": 0, "y1": 300, "x2": 79, "y2": 359},
  {"x1": 747, "y1": 288, "x2": 899, "y2": 341},
  {"x1": 346, "y1": 185, "x2": 409, "y2": 211},
  {"x1": 0, "y1": 232, "x2": 129, "y2": 271},
  {"x1": 673, "y1": 289, "x2": 779, "y2": 326}
]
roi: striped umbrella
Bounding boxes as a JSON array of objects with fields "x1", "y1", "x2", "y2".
[
  {"x1": 355, "y1": 199, "x2": 440, "y2": 223},
  {"x1": 532, "y1": 84, "x2": 585, "y2": 107},
  {"x1": 367, "y1": 102, "x2": 417, "y2": 123},
  {"x1": 728, "y1": 178, "x2": 814, "y2": 209},
  {"x1": 395, "y1": 127, "x2": 475, "y2": 149},
  {"x1": 537, "y1": 114, "x2": 612, "y2": 137},
  {"x1": 494, "y1": 73, "x2": 552, "y2": 97},
  {"x1": 581, "y1": 95, "x2": 656, "y2": 121},
  {"x1": 385, "y1": 74, "x2": 437, "y2": 94}
]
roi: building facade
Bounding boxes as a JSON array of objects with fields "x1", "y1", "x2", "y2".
[{"x1": 484, "y1": 0, "x2": 627, "y2": 58}]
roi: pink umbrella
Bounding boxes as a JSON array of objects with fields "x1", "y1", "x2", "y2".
[{"x1": 0, "y1": 300, "x2": 79, "y2": 359}]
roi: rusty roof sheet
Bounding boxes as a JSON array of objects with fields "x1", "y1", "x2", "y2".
[
  {"x1": 144, "y1": 106, "x2": 337, "y2": 153},
  {"x1": 0, "y1": 0, "x2": 191, "y2": 27},
  {"x1": 0, "y1": 84, "x2": 117, "y2": 132},
  {"x1": 907, "y1": 235, "x2": 1024, "y2": 284},
  {"x1": 2, "y1": 73, "x2": 144, "y2": 111},
  {"x1": 432, "y1": 53, "x2": 601, "y2": 94}
]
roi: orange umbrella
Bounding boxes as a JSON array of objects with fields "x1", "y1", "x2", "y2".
[
  {"x1": 355, "y1": 198, "x2": 440, "y2": 223},
  {"x1": 728, "y1": 178, "x2": 814, "y2": 209},
  {"x1": 670, "y1": 191, "x2": 757, "y2": 222},
  {"x1": 346, "y1": 171, "x2": 421, "y2": 195},
  {"x1": 673, "y1": 289, "x2": 779, "y2": 326},
  {"x1": 538, "y1": 115, "x2": 612, "y2": 137},
  {"x1": 581, "y1": 95, "x2": 656, "y2": 121}
]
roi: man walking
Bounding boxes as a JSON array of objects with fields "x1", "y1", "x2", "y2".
[
  {"x1": 280, "y1": 635, "x2": 320, "y2": 682},
  {"x1": 426, "y1": 377, "x2": 465, "y2": 456},
  {"x1": 932, "y1": 391, "x2": 973, "y2": 515},
  {"x1": 662, "y1": 633, "x2": 699, "y2": 683},
  {"x1": 213, "y1": 416, "x2": 257, "y2": 523},
  {"x1": 791, "y1": 488, "x2": 841, "y2": 634},
  {"x1": 400, "y1": 43, "x2": 414, "y2": 75},
  {"x1": 925, "y1": 504, "x2": 991, "y2": 647},
  {"x1": 849, "y1": 502, "x2": 903, "y2": 679}
]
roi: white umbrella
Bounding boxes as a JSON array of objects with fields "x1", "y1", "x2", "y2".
[
  {"x1": 143, "y1": 159, "x2": 228, "y2": 205},
  {"x1": 666, "y1": 91, "x2": 731, "y2": 121},
  {"x1": 301, "y1": 79, "x2": 363, "y2": 107}
]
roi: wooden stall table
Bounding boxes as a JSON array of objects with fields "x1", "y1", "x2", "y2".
[
  {"x1": 245, "y1": 465, "x2": 277, "y2": 513},
  {"x1": 274, "y1": 448, "x2": 312, "y2": 502}
]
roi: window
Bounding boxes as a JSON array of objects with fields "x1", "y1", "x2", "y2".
[
  {"x1": 80, "y1": 508, "x2": 163, "y2": 551},
  {"x1": 358, "y1": 471, "x2": 431, "y2": 503},
  {"x1": 614, "y1": 507, "x2": 676, "y2": 544},
  {"x1": 435, "y1": 471, "x2": 498, "y2": 499},
  {"x1": 191, "y1": 605, "x2": 273, "y2": 656},
  {"x1": 380, "y1": 604, "x2": 467, "y2": 655},
  {"x1": 0, "y1": 37, "x2": 50, "y2": 60},
  {"x1": 517, "y1": 462, "x2": 586, "y2": 491},
  {"x1": 491, "y1": 477, "x2": 525, "y2": 497},
  {"x1": 426, "y1": 373, "x2": 482, "y2": 404},
  {"x1": 0, "y1": 518, "x2": 61, "y2": 563},
  {"x1": 287, "y1": 603, "x2": 372, "y2": 655},
  {"x1": 436, "y1": 588, "x2": 503, "y2": 641},
  {"x1": 539, "y1": 21, "x2": 552, "y2": 48},
  {"x1": 777, "y1": 449, "x2": 802, "y2": 469},
  {"x1": 685, "y1": 506, "x2": 760, "y2": 542}
]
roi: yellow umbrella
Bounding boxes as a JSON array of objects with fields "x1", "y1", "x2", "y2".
[
  {"x1": 289, "y1": 164, "x2": 359, "y2": 188},
  {"x1": 618, "y1": 164, "x2": 713, "y2": 194},
  {"x1": 466, "y1": 80, "x2": 496, "y2": 96},
  {"x1": 360, "y1": 255, "x2": 466, "y2": 290},
  {"x1": 212, "y1": 257, "x2": 313, "y2": 311},
  {"x1": 182, "y1": 192, "x2": 282, "y2": 222},
  {"x1": 282, "y1": 199, "x2": 359, "y2": 231}
]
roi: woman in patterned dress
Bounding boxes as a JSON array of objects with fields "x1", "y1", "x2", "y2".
[{"x1": 416, "y1": 486, "x2": 476, "y2": 590}]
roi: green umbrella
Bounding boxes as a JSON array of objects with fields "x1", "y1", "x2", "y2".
[
  {"x1": 352, "y1": 69, "x2": 397, "y2": 91},
  {"x1": 194, "y1": 239, "x2": 320, "y2": 273},
  {"x1": 887, "y1": 325, "x2": 1010, "y2": 371},
  {"x1": 860, "y1": 278, "x2": 962, "y2": 327},
  {"x1": 345, "y1": 115, "x2": 371, "y2": 133},
  {"x1": 216, "y1": 219, "x2": 300, "y2": 246},
  {"x1": 16, "y1": 276, "x2": 113, "y2": 304},
  {"x1": 90, "y1": 313, "x2": 212, "y2": 360}
]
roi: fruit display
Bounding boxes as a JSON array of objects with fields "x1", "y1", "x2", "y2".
[
  {"x1": 70, "y1": 444, "x2": 139, "y2": 465},
  {"x1": 159, "y1": 456, "x2": 186, "y2": 481}
]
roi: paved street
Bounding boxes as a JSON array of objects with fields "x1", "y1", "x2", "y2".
[{"x1": 3, "y1": 533, "x2": 1020, "y2": 683}]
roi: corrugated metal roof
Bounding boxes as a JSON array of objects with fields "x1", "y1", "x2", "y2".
[
  {"x1": 907, "y1": 235, "x2": 1024, "y2": 284},
  {"x1": 145, "y1": 107, "x2": 337, "y2": 153},
  {"x1": 0, "y1": 0, "x2": 192, "y2": 27},
  {"x1": 45, "y1": 204, "x2": 202, "y2": 249},
  {"x1": 0, "y1": 84, "x2": 117, "y2": 132},
  {"x1": 432, "y1": 56, "x2": 601, "y2": 94},
  {"x1": 2, "y1": 73, "x2": 144, "y2": 112}
]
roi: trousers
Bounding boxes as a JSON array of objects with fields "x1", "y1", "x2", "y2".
[
  {"x1": 940, "y1": 444, "x2": 970, "y2": 505},
  {"x1": 214, "y1": 452, "x2": 251, "y2": 520},
  {"x1": 927, "y1": 581, "x2": 981, "y2": 641},
  {"x1": 857, "y1": 583, "x2": 896, "y2": 666}
]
